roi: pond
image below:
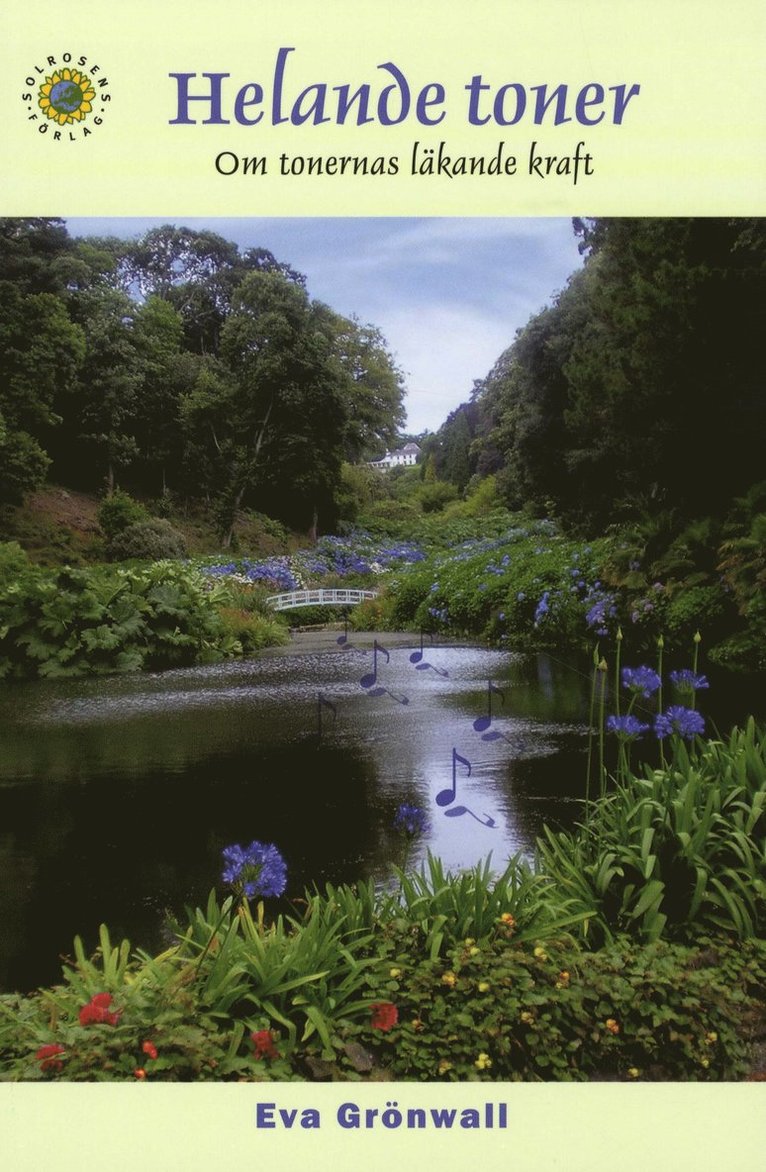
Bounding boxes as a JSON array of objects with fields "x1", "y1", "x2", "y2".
[{"x1": 0, "y1": 629, "x2": 753, "y2": 993}]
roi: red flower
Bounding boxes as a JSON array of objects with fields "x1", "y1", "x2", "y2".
[
  {"x1": 141, "y1": 1040, "x2": 158, "y2": 1060},
  {"x1": 36, "y1": 1043, "x2": 65, "y2": 1072},
  {"x1": 250, "y1": 1029, "x2": 279, "y2": 1060},
  {"x1": 370, "y1": 1002, "x2": 398, "y2": 1031},
  {"x1": 133, "y1": 1068, "x2": 147, "y2": 1080},
  {"x1": 78, "y1": 992, "x2": 121, "y2": 1027}
]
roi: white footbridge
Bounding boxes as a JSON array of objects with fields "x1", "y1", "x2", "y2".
[{"x1": 265, "y1": 588, "x2": 379, "y2": 611}]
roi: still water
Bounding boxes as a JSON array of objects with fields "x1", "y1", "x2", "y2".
[{"x1": 0, "y1": 629, "x2": 741, "y2": 993}]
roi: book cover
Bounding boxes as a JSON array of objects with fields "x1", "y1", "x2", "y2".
[{"x1": 0, "y1": 3, "x2": 764, "y2": 1169}]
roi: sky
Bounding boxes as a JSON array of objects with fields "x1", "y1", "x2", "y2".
[{"x1": 66, "y1": 217, "x2": 583, "y2": 435}]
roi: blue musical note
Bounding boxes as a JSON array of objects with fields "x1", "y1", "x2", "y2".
[
  {"x1": 359, "y1": 639, "x2": 390, "y2": 689},
  {"x1": 473, "y1": 680, "x2": 506, "y2": 738},
  {"x1": 436, "y1": 747, "x2": 472, "y2": 807},
  {"x1": 434, "y1": 748, "x2": 496, "y2": 828},
  {"x1": 336, "y1": 613, "x2": 354, "y2": 649},
  {"x1": 409, "y1": 630, "x2": 426, "y2": 665},
  {"x1": 409, "y1": 629, "x2": 449, "y2": 677},
  {"x1": 359, "y1": 641, "x2": 409, "y2": 704}
]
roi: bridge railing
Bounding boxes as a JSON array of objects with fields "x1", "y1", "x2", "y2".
[{"x1": 265, "y1": 588, "x2": 379, "y2": 611}]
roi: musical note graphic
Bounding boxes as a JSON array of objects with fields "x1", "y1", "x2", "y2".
[
  {"x1": 316, "y1": 692, "x2": 337, "y2": 743},
  {"x1": 409, "y1": 629, "x2": 449, "y2": 677},
  {"x1": 359, "y1": 639, "x2": 390, "y2": 689},
  {"x1": 434, "y1": 748, "x2": 496, "y2": 828},
  {"x1": 409, "y1": 629, "x2": 426, "y2": 664},
  {"x1": 336, "y1": 613, "x2": 354, "y2": 648},
  {"x1": 473, "y1": 680, "x2": 506, "y2": 740},
  {"x1": 359, "y1": 641, "x2": 409, "y2": 705},
  {"x1": 436, "y1": 747, "x2": 471, "y2": 806}
]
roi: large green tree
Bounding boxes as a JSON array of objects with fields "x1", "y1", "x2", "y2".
[{"x1": 477, "y1": 218, "x2": 766, "y2": 532}]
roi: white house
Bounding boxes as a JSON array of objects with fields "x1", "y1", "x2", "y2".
[{"x1": 368, "y1": 442, "x2": 421, "y2": 469}]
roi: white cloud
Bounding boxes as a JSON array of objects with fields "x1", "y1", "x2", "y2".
[{"x1": 378, "y1": 302, "x2": 513, "y2": 434}]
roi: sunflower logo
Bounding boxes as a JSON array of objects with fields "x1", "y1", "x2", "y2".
[{"x1": 38, "y1": 67, "x2": 96, "y2": 126}]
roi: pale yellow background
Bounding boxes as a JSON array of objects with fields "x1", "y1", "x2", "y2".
[
  {"x1": 1, "y1": 1, "x2": 765, "y2": 1168},
  {"x1": 0, "y1": 0, "x2": 764, "y2": 214}
]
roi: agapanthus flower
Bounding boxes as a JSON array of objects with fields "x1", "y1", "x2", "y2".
[
  {"x1": 251, "y1": 1029, "x2": 280, "y2": 1060},
  {"x1": 78, "y1": 992, "x2": 121, "y2": 1027},
  {"x1": 669, "y1": 669, "x2": 710, "y2": 694},
  {"x1": 655, "y1": 706, "x2": 705, "y2": 740},
  {"x1": 605, "y1": 714, "x2": 650, "y2": 740},
  {"x1": 370, "y1": 1002, "x2": 398, "y2": 1031},
  {"x1": 621, "y1": 665, "x2": 662, "y2": 697},
  {"x1": 393, "y1": 804, "x2": 429, "y2": 838},
  {"x1": 36, "y1": 1043, "x2": 65, "y2": 1072},
  {"x1": 221, "y1": 841, "x2": 287, "y2": 898}
]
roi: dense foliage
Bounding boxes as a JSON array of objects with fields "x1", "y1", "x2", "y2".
[
  {"x1": 0, "y1": 219, "x2": 405, "y2": 540},
  {"x1": 0, "y1": 554, "x2": 269, "y2": 678}
]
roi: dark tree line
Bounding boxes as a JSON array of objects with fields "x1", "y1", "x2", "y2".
[
  {"x1": 471, "y1": 217, "x2": 766, "y2": 533},
  {"x1": 0, "y1": 219, "x2": 405, "y2": 540}
]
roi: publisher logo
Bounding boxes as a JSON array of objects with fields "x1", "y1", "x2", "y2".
[{"x1": 22, "y1": 52, "x2": 110, "y2": 140}]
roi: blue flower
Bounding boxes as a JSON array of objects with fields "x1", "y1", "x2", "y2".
[
  {"x1": 654, "y1": 706, "x2": 705, "y2": 740},
  {"x1": 605, "y1": 714, "x2": 650, "y2": 740},
  {"x1": 669, "y1": 669, "x2": 710, "y2": 693},
  {"x1": 621, "y1": 665, "x2": 662, "y2": 697},
  {"x1": 221, "y1": 841, "x2": 287, "y2": 898},
  {"x1": 393, "y1": 804, "x2": 429, "y2": 838},
  {"x1": 534, "y1": 591, "x2": 551, "y2": 625}
]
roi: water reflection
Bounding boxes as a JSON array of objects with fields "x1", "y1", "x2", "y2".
[{"x1": 0, "y1": 635, "x2": 597, "y2": 991}]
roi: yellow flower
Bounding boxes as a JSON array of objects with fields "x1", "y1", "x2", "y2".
[
  {"x1": 533, "y1": 946, "x2": 548, "y2": 961},
  {"x1": 441, "y1": 971, "x2": 457, "y2": 988},
  {"x1": 474, "y1": 1053, "x2": 493, "y2": 1070},
  {"x1": 520, "y1": 1011, "x2": 535, "y2": 1025},
  {"x1": 437, "y1": 1059, "x2": 453, "y2": 1075},
  {"x1": 605, "y1": 1019, "x2": 620, "y2": 1035},
  {"x1": 410, "y1": 1018, "x2": 424, "y2": 1032},
  {"x1": 704, "y1": 1031, "x2": 718, "y2": 1045},
  {"x1": 499, "y1": 913, "x2": 516, "y2": 926},
  {"x1": 628, "y1": 1067, "x2": 640, "y2": 1079},
  {"x1": 464, "y1": 937, "x2": 476, "y2": 947},
  {"x1": 469, "y1": 946, "x2": 480, "y2": 957},
  {"x1": 700, "y1": 1057, "x2": 710, "y2": 1069},
  {"x1": 559, "y1": 971, "x2": 570, "y2": 982},
  {"x1": 389, "y1": 968, "x2": 402, "y2": 979},
  {"x1": 478, "y1": 981, "x2": 490, "y2": 993},
  {"x1": 38, "y1": 68, "x2": 96, "y2": 126}
]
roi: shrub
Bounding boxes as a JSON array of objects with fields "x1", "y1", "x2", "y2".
[
  {"x1": 97, "y1": 490, "x2": 148, "y2": 541},
  {"x1": 108, "y1": 519, "x2": 188, "y2": 562},
  {"x1": 0, "y1": 540, "x2": 30, "y2": 586},
  {"x1": 538, "y1": 720, "x2": 766, "y2": 944},
  {"x1": 0, "y1": 561, "x2": 247, "y2": 678},
  {"x1": 217, "y1": 607, "x2": 290, "y2": 652},
  {"x1": 347, "y1": 931, "x2": 765, "y2": 1082}
]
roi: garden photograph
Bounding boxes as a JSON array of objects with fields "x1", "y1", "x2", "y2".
[{"x1": 0, "y1": 214, "x2": 764, "y2": 1084}]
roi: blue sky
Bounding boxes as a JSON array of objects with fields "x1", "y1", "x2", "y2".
[{"x1": 66, "y1": 217, "x2": 583, "y2": 434}]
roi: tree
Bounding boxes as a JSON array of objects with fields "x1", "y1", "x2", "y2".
[
  {"x1": 475, "y1": 218, "x2": 766, "y2": 532},
  {"x1": 0, "y1": 279, "x2": 85, "y2": 502},
  {"x1": 312, "y1": 308, "x2": 405, "y2": 461},
  {"x1": 182, "y1": 271, "x2": 348, "y2": 543},
  {"x1": 66, "y1": 289, "x2": 145, "y2": 492}
]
